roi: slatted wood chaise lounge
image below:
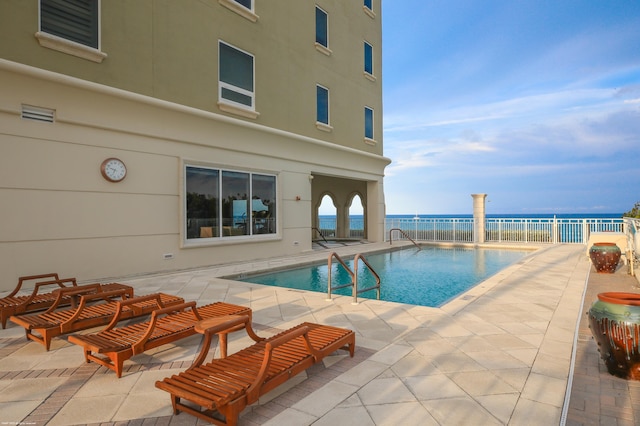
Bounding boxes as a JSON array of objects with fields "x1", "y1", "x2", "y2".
[
  {"x1": 155, "y1": 314, "x2": 355, "y2": 425},
  {"x1": 68, "y1": 300, "x2": 252, "y2": 377},
  {"x1": 10, "y1": 288, "x2": 181, "y2": 351},
  {"x1": 0, "y1": 274, "x2": 133, "y2": 329}
]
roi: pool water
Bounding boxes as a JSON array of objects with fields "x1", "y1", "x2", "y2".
[{"x1": 239, "y1": 247, "x2": 531, "y2": 307}]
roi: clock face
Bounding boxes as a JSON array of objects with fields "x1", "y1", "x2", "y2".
[{"x1": 101, "y1": 158, "x2": 127, "y2": 182}]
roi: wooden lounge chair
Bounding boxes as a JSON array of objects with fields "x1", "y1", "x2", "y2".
[
  {"x1": 0, "y1": 274, "x2": 132, "y2": 329},
  {"x1": 10, "y1": 289, "x2": 180, "y2": 351},
  {"x1": 155, "y1": 315, "x2": 355, "y2": 425},
  {"x1": 68, "y1": 300, "x2": 252, "y2": 377}
]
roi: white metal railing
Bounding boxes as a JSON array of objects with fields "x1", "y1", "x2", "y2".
[
  {"x1": 484, "y1": 218, "x2": 623, "y2": 244},
  {"x1": 383, "y1": 217, "x2": 624, "y2": 245},
  {"x1": 385, "y1": 217, "x2": 475, "y2": 242},
  {"x1": 318, "y1": 216, "x2": 626, "y2": 245}
]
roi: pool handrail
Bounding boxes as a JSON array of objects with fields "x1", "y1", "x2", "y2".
[
  {"x1": 312, "y1": 227, "x2": 328, "y2": 243},
  {"x1": 327, "y1": 252, "x2": 381, "y2": 304},
  {"x1": 327, "y1": 252, "x2": 355, "y2": 301},
  {"x1": 389, "y1": 228, "x2": 421, "y2": 250},
  {"x1": 353, "y1": 253, "x2": 381, "y2": 304}
]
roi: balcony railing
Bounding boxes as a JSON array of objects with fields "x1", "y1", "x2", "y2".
[
  {"x1": 317, "y1": 216, "x2": 628, "y2": 245},
  {"x1": 385, "y1": 217, "x2": 475, "y2": 243},
  {"x1": 384, "y1": 217, "x2": 625, "y2": 245}
]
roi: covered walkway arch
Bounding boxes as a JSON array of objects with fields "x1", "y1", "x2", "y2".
[{"x1": 311, "y1": 174, "x2": 384, "y2": 242}]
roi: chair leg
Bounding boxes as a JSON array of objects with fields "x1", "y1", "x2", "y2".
[
  {"x1": 220, "y1": 333, "x2": 228, "y2": 358},
  {"x1": 114, "y1": 355, "x2": 125, "y2": 378},
  {"x1": 1, "y1": 312, "x2": 9, "y2": 329},
  {"x1": 171, "y1": 395, "x2": 180, "y2": 415}
]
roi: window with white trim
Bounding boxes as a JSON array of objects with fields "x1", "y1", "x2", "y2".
[
  {"x1": 316, "y1": 85, "x2": 330, "y2": 126},
  {"x1": 363, "y1": 0, "x2": 375, "y2": 19},
  {"x1": 40, "y1": 0, "x2": 99, "y2": 48},
  {"x1": 364, "y1": 41, "x2": 374, "y2": 75},
  {"x1": 219, "y1": 0, "x2": 258, "y2": 21},
  {"x1": 315, "y1": 6, "x2": 328, "y2": 48},
  {"x1": 186, "y1": 166, "x2": 276, "y2": 240},
  {"x1": 234, "y1": 0, "x2": 252, "y2": 10},
  {"x1": 219, "y1": 41, "x2": 255, "y2": 110},
  {"x1": 364, "y1": 106, "x2": 374, "y2": 140},
  {"x1": 36, "y1": 0, "x2": 106, "y2": 62}
]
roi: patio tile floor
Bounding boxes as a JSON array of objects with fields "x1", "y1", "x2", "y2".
[{"x1": 0, "y1": 242, "x2": 638, "y2": 425}]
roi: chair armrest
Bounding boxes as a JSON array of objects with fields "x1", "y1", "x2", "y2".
[
  {"x1": 77, "y1": 287, "x2": 131, "y2": 304},
  {"x1": 58, "y1": 288, "x2": 130, "y2": 333},
  {"x1": 43, "y1": 282, "x2": 102, "y2": 314},
  {"x1": 264, "y1": 326, "x2": 310, "y2": 350},
  {"x1": 7, "y1": 273, "x2": 60, "y2": 298},
  {"x1": 32, "y1": 277, "x2": 77, "y2": 295},
  {"x1": 130, "y1": 301, "x2": 198, "y2": 355},
  {"x1": 101, "y1": 293, "x2": 165, "y2": 331},
  {"x1": 14, "y1": 278, "x2": 77, "y2": 314},
  {"x1": 264, "y1": 326, "x2": 322, "y2": 359},
  {"x1": 148, "y1": 301, "x2": 197, "y2": 318},
  {"x1": 115, "y1": 293, "x2": 163, "y2": 308},
  {"x1": 247, "y1": 326, "x2": 320, "y2": 403}
]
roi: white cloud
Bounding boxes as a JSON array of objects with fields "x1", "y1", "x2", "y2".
[{"x1": 380, "y1": 1, "x2": 640, "y2": 214}]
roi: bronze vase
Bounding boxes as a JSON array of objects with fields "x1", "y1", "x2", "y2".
[
  {"x1": 589, "y1": 242, "x2": 621, "y2": 273},
  {"x1": 588, "y1": 292, "x2": 640, "y2": 380}
]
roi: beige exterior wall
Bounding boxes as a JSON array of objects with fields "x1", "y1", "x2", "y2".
[
  {"x1": 0, "y1": 1, "x2": 388, "y2": 291},
  {"x1": 0, "y1": 0, "x2": 383, "y2": 154}
]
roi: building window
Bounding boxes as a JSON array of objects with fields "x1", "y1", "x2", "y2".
[
  {"x1": 219, "y1": 0, "x2": 258, "y2": 21},
  {"x1": 364, "y1": 41, "x2": 373, "y2": 75},
  {"x1": 219, "y1": 41, "x2": 255, "y2": 110},
  {"x1": 234, "y1": 0, "x2": 252, "y2": 10},
  {"x1": 36, "y1": 0, "x2": 106, "y2": 62},
  {"x1": 187, "y1": 167, "x2": 220, "y2": 238},
  {"x1": 316, "y1": 85, "x2": 330, "y2": 126},
  {"x1": 315, "y1": 6, "x2": 328, "y2": 48},
  {"x1": 363, "y1": 0, "x2": 375, "y2": 18},
  {"x1": 364, "y1": 107, "x2": 374, "y2": 140},
  {"x1": 251, "y1": 174, "x2": 277, "y2": 234},
  {"x1": 222, "y1": 171, "x2": 250, "y2": 236},
  {"x1": 40, "y1": 0, "x2": 99, "y2": 48},
  {"x1": 186, "y1": 165, "x2": 276, "y2": 240}
]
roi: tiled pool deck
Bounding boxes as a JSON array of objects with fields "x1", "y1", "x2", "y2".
[{"x1": 1, "y1": 243, "x2": 639, "y2": 425}]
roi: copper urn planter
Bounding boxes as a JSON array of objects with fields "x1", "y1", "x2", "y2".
[
  {"x1": 589, "y1": 242, "x2": 621, "y2": 273},
  {"x1": 588, "y1": 292, "x2": 640, "y2": 380}
]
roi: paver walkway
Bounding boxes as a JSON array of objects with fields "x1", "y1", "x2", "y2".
[
  {"x1": 565, "y1": 266, "x2": 640, "y2": 425},
  {"x1": 0, "y1": 243, "x2": 638, "y2": 425}
]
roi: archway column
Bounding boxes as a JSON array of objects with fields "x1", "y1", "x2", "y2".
[{"x1": 337, "y1": 203, "x2": 349, "y2": 238}]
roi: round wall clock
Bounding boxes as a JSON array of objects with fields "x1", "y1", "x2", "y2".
[{"x1": 100, "y1": 157, "x2": 127, "y2": 182}]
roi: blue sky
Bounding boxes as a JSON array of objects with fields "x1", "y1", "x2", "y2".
[{"x1": 380, "y1": 0, "x2": 640, "y2": 215}]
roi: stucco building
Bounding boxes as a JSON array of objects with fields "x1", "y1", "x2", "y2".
[{"x1": 0, "y1": 0, "x2": 389, "y2": 291}]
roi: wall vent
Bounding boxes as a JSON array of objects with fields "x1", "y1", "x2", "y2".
[{"x1": 21, "y1": 105, "x2": 55, "y2": 123}]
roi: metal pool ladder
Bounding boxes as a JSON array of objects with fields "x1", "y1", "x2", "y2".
[
  {"x1": 326, "y1": 252, "x2": 380, "y2": 304},
  {"x1": 389, "y1": 228, "x2": 422, "y2": 250}
]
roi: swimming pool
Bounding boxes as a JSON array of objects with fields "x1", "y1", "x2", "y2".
[{"x1": 238, "y1": 246, "x2": 532, "y2": 307}]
